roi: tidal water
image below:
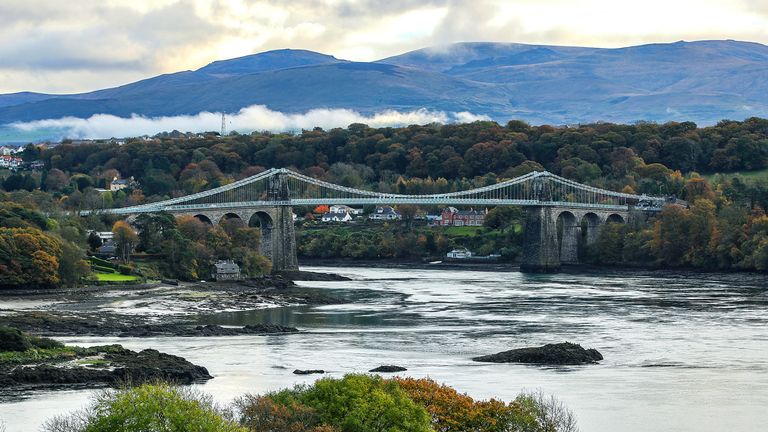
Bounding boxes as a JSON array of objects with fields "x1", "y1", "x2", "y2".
[{"x1": 2, "y1": 266, "x2": 768, "y2": 432}]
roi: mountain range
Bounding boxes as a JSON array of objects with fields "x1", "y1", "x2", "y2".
[{"x1": 2, "y1": 40, "x2": 768, "y2": 129}]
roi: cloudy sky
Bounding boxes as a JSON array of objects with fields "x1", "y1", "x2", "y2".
[{"x1": 1, "y1": 0, "x2": 768, "y2": 94}]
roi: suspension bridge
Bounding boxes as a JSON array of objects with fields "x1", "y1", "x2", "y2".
[{"x1": 86, "y1": 168, "x2": 673, "y2": 272}]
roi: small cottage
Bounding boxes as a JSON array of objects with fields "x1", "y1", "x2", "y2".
[{"x1": 211, "y1": 260, "x2": 242, "y2": 281}]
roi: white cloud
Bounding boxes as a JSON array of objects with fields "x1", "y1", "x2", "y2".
[
  {"x1": 8, "y1": 105, "x2": 485, "y2": 139},
  {"x1": 1, "y1": 0, "x2": 768, "y2": 93}
]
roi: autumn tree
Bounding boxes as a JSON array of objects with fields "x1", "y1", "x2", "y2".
[{"x1": 112, "y1": 220, "x2": 138, "y2": 262}]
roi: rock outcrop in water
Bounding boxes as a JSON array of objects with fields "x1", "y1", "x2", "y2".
[
  {"x1": 369, "y1": 365, "x2": 407, "y2": 373},
  {"x1": 472, "y1": 342, "x2": 603, "y2": 365},
  {"x1": 293, "y1": 369, "x2": 325, "y2": 375}
]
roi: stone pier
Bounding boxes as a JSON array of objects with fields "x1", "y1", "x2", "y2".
[{"x1": 521, "y1": 206, "x2": 630, "y2": 273}]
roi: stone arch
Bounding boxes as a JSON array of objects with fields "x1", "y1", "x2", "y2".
[
  {"x1": 193, "y1": 214, "x2": 213, "y2": 225},
  {"x1": 556, "y1": 211, "x2": 579, "y2": 264},
  {"x1": 606, "y1": 213, "x2": 625, "y2": 224},
  {"x1": 219, "y1": 212, "x2": 245, "y2": 226},
  {"x1": 581, "y1": 212, "x2": 601, "y2": 245},
  {"x1": 248, "y1": 211, "x2": 274, "y2": 258},
  {"x1": 248, "y1": 211, "x2": 273, "y2": 229}
]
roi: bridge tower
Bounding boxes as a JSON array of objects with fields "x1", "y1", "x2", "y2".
[{"x1": 266, "y1": 169, "x2": 298, "y2": 271}]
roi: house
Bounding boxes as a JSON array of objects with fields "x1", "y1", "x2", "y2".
[
  {"x1": 369, "y1": 206, "x2": 401, "y2": 221},
  {"x1": 446, "y1": 248, "x2": 473, "y2": 259},
  {"x1": 97, "y1": 240, "x2": 117, "y2": 257},
  {"x1": 329, "y1": 205, "x2": 363, "y2": 215},
  {"x1": 88, "y1": 231, "x2": 115, "y2": 241},
  {"x1": 211, "y1": 260, "x2": 242, "y2": 281},
  {"x1": 110, "y1": 175, "x2": 134, "y2": 191},
  {"x1": 439, "y1": 207, "x2": 485, "y2": 227},
  {"x1": 0, "y1": 146, "x2": 19, "y2": 156},
  {"x1": 322, "y1": 212, "x2": 353, "y2": 223},
  {"x1": 0, "y1": 155, "x2": 23, "y2": 170}
]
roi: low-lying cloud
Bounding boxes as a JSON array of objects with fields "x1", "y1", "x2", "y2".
[{"x1": 8, "y1": 105, "x2": 491, "y2": 140}]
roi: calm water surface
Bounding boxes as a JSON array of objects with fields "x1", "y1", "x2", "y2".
[{"x1": 1, "y1": 266, "x2": 767, "y2": 431}]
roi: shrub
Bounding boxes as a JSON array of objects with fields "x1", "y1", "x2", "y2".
[
  {"x1": 234, "y1": 395, "x2": 337, "y2": 432},
  {"x1": 0, "y1": 327, "x2": 31, "y2": 352},
  {"x1": 395, "y1": 377, "x2": 539, "y2": 432},
  {"x1": 43, "y1": 383, "x2": 246, "y2": 432},
  {"x1": 117, "y1": 265, "x2": 133, "y2": 275},
  {"x1": 267, "y1": 374, "x2": 432, "y2": 432},
  {"x1": 515, "y1": 391, "x2": 579, "y2": 432},
  {"x1": 91, "y1": 264, "x2": 116, "y2": 273},
  {"x1": 88, "y1": 257, "x2": 116, "y2": 269}
]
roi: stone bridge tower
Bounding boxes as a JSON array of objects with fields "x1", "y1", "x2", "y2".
[{"x1": 266, "y1": 170, "x2": 298, "y2": 271}]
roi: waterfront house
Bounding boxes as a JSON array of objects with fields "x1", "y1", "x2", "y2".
[
  {"x1": 211, "y1": 260, "x2": 242, "y2": 281},
  {"x1": 446, "y1": 248, "x2": 473, "y2": 259}
]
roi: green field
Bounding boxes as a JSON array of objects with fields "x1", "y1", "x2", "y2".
[
  {"x1": 94, "y1": 273, "x2": 140, "y2": 283},
  {"x1": 705, "y1": 168, "x2": 768, "y2": 182}
]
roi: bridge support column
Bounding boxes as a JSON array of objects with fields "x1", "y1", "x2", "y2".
[
  {"x1": 267, "y1": 207, "x2": 298, "y2": 272},
  {"x1": 521, "y1": 206, "x2": 561, "y2": 273},
  {"x1": 560, "y1": 223, "x2": 580, "y2": 264}
]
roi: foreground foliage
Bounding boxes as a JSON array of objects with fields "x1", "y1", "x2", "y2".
[
  {"x1": 46, "y1": 375, "x2": 580, "y2": 432},
  {"x1": 44, "y1": 383, "x2": 245, "y2": 432}
]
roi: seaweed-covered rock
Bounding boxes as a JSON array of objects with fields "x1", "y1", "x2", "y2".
[
  {"x1": 0, "y1": 344, "x2": 212, "y2": 388},
  {"x1": 293, "y1": 369, "x2": 324, "y2": 375},
  {"x1": 472, "y1": 342, "x2": 603, "y2": 365},
  {"x1": 369, "y1": 365, "x2": 407, "y2": 373}
]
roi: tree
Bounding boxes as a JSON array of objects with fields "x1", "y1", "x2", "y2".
[
  {"x1": 269, "y1": 374, "x2": 432, "y2": 432},
  {"x1": 44, "y1": 168, "x2": 70, "y2": 192},
  {"x1": 112, "y1": 220, "x2": 138, "y2": 262},
  {"x1": 87, "y1": 231, "x2": 103, "y2": 252}
]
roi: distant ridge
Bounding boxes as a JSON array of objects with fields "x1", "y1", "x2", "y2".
[{"x1": 2, "y1": 39, "x2": 768, "y2": 127}]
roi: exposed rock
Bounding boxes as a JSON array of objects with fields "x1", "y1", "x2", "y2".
[
  {"x1": 472, "y1": 342, "x2": 603, "y2": 365},
  {"x1": 293, "y1": 369, "x2": 325, "y2": 375},
  {"x1": 118, "y1": 323, "x2": 299, "y2": 337},
  {"x1": 369, "y1": 365, "x2": 407, "y2": 373},
  {"x1": 0, "y1": 312, "x2": 299, "y2": 338},
  {"x1": 276, "y1": 270, "x2": 352, "y2": 282},
  {"x1": 0, "y1": 345, "x2": 212, "y2": 388}
]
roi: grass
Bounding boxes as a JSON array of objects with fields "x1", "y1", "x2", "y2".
[
  {"x1": 0, "y1": 347, "x2": 78, "y2": 363},
  {"x1": 704, "y1": 167, "x2": 768, "y2": 182},
  {"x1": 94, "y1": 273, "x2": 140, "y2": 282}
]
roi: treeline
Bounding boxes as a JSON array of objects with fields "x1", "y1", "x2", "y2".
[
  {"x1": 586, "y1": 182, "x2": 768, "y2": 271},
  {"x1": 7, "y1": 117, "x2": 768, "y2": 204},
  {"x1": 3, "y1": 118, "x2": 768, "y2": 273}
]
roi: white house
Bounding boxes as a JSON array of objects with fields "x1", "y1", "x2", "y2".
[
  {"x1": 369, "y1": 206, "x2": 402, "y2": 221},
  {"x1": 211, "y1": 260, "x2": 242, "y2": 281},
  {"x1": 322, "y1": 212, "x2": 353, "y2": 223},
  {"x1": 329, "y1": 204, "x2": 363, "y2": 215},
  {"x1": 446, "y1": 248, "x2": 473, "y2": 259}
]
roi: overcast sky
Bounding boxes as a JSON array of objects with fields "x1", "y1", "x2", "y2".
[{"x1": 1, "y1": 0, "x2": 767, "y2": 94}]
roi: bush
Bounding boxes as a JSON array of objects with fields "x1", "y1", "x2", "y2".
[
  {"x1": 235, "y1": 395, "x2": 337, "y2": 432},
  {"x1": 44, "y1": 383, "x2": 245, "y2": 432},
  {"x1": 92, "y1": 265, "x2": 115, "y2": 274},
  {"x1": 265, "y1": 374, "x2": 432, "y2": 432},
  {"x1": 88, "y1": 256, "x2": 116, "y2": 269},
  {"x1": 0, "y1": 326, "x2": 31, "y2": 352},
  {"x1": 515, "y1": 391, "x2": 579, "y2": 432},
  {"x1": 117, "y1": 265, "x2": 133, "y2": 275},
  {"x1": 395, "y1": 377, "x2": 539, "y2": 432}
]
